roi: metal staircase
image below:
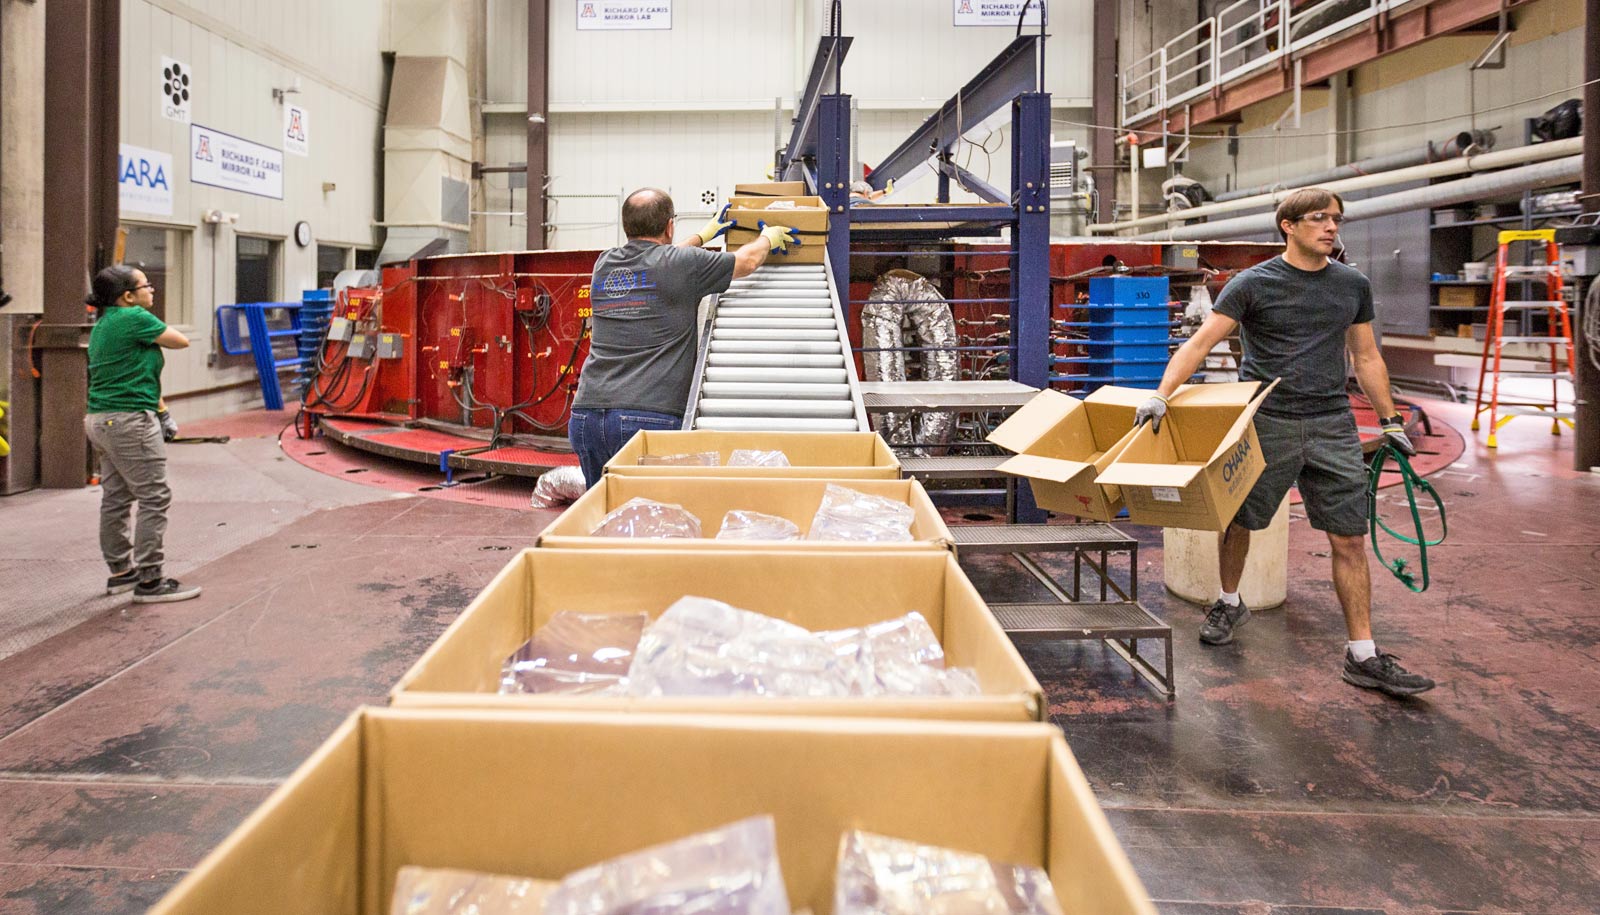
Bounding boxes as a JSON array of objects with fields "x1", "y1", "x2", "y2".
[{"x1": 684, "y1": 261, "x2": 869, "y2": 432}]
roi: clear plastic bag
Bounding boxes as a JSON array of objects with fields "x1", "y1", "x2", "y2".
[
  {"x1": 498, "y1": 611, "x2": 648, "y2": 695},
  {"x1": 639, "y1": 451, "x2": 721, "y2": 466},
  {"x1": 816, "y1": 613, "x2": 982, "y2": 697},
  {"x1": 728, "y1": 449, "x2": 791, "y2": 468},
  {"x1": 806, "y1": 484, "x2": 916, "y2": 543},
  {"x1": 833, "y1": 831, "x2": 1064, "y2": 915},
  {"x1": 389, "y1": 865, "x2": 555, "y2": 914},
  {"x1": 530, "y1": 465, "x2": 588, "y2": 509},
  {"x1": 715, "y1": 510, "x2": 802, "y2": 542},
  {"x1": 591, "y1": 497, "x2": 702, "y2": 538},
  {"x1": 542, "y1": 815, "x2": 791, "y2": 915},
  {"x1": 626, "y1": 596, "x2": 853, "y2": 698}
]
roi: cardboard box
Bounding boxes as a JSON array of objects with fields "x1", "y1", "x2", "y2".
[
  {"x1": 392, "y1": 548, "x2": 1043, "y2": 721},
  {"x1": 605, "y1": 430, "x2": 900, "y2": 480},
  {"x1": 733, "y1": 180, "x2": 808, "y2": 197},
  {"x1": 149, "y1": 709, "x2": 1156, "y2": 915},
  {"x1": 985, "y1": 387, "x2": 1149, "y2": 521},
  {"x1": 1437, "y1": 285, "x2": 1483, "y2": 309},
  {"x1": 725, "y1": 195, "x2": 830, "y2": 265},
  {"x1": 537, "y1": 476, "x2": 952, "y2": 551},
  {"x1": 1095, "y1": 380, "x2": 1276, "y2": 531}
]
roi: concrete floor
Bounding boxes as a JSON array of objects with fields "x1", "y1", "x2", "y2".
[{"x1": 1, "y1": 399, "x2": 1597, "y2": 914}]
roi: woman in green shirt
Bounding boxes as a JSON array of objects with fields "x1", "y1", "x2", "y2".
[{"x1": 84, "y1": 265, "x2": 201, "y2": 604}]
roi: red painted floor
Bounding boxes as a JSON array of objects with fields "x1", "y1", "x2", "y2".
[{"x1": 0, "y1": 397, "x2": 1596, "y2": 914}]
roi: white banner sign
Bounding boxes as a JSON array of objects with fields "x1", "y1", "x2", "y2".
[
  {"x1": 954, "y1": 0, "x2": 1046, "y2": 26},
  {"x1": 576, "y1": 1, "x2": 671, "y2": 30},
  {"x1": 161, "y1": 56, "x2": 192, "y2": 123},
  {"x1": 284, "y1": 104, "x2": 310, "y2": 157},
  {"x1": 119, "y1": 144, "x2": 174, "y2": 216},
  {"x1": 190, "y1": 124, "x2": 284, "y2": 199}
]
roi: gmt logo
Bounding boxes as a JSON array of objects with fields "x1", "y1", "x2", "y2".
[{"x1": 1221, "y1": 438, "x2": 1252, "y2": 486}]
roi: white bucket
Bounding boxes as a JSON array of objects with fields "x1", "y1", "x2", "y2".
[
  {"x1": 1162, "y1": 494, "x2": 1289, "y2": 610},
  {"x1": 1461, "y1": 262, "x2": 1490, "y2": 282}
]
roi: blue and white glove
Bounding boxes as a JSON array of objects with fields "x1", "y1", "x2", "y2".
[
  {"x1": 758, "y1": 221, "x2": 800, "y2": 253},
  {"x1": 1380, "y1": 414, "x2": 1415, "y2": 456},
  {"x1": 157, "y1": 410, "x2": 180, "y2": 442},
  {"x1": 695, "y1": 204, "x2": 732, "y2": 245},
  {"x1": 1133, "y1": 394, "x2": 1169, "y2": 434}
]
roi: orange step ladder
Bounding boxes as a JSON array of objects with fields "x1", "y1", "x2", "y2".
[{"x1": 1471, "y1": 229, "x2": 1576, "y2": 448}]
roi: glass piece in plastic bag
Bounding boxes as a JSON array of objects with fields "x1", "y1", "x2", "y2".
[
  {"x1": 591, "y1": 497, "x2": 702, "y2": 538},
  {"x1": 806, "y1": 484, "x2": 915, "y2": 543},
  {"x1": 498, "y1": 611, "x2": 648, "y2": 695},
  {"x1": 833, "y1": 830, "x2": 1064, "y2": 915},
  {"x1": 816, "y1": 613, "x2": 982, "y2": 697},
  {"x1": 728, "y1": 449, "x2": 791, "y2": 468},
  {"x1": 626, "y1": 596, "x2": 852, "y2": 698},
  {"x1": 531, "y1": 465, "x2": 588, "y2": 509},
  {"x1": 715, "y1": 510, "x2": 802, "y2": 542},
  {"x1": 389, "y1": 865, "x2": 555, "y2": 914},
  {"x1": 639, "y1": 451, "x2": 721, "y2": 467},
  {"x1": 541, "y1": 815, "x2": 791, "y2": 915}
]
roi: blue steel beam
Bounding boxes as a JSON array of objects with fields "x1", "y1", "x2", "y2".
[
  {"x1": 817, "y1": 94, "x2": 852, "y2": 298},
  {"x1": 847, "y1": 204, "x2": 1013, "y2": 224},
  {"x1": 867, "y1": 35, "x2": 1040, "y2": 190},
  {"x1": 932, "y1": 158, "x2": 1007, "y2": 204},
  {"x1": 1011, "y1": 91, "x2": 1051, "y2": 523},
  {"x1": 780, "y1": 36, "x2": 852, "y2": 174}
]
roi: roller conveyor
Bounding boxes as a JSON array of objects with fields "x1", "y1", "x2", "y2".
[{"x1": 684, "y1": 261, "x2": 869, "y2": 431}]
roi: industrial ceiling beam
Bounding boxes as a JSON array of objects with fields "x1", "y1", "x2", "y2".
[
  {"x1": 868, "y1": 35, "x2": 1041, "y2": 190},
  {"x1": 932, "y1": 158, "x2": 1006, "y2": 204},
  {"x1": 781, "y1": 35, "x2": 852, "y2": 176}
]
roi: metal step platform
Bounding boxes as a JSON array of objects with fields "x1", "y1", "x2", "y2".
[
  {"x1": 990, "y1": 601, "x2": 1173, "y2": 695},
  {"x1": 685, "y1": 261, "x2": 869, "y2": 431}
]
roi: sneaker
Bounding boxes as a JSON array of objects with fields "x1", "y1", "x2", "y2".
[
  {"x1": 1342, "y1": 649, "x2": 1436, "y2": 697},
  {"x1": 106, "y1": 569, "x2": 141, "y2": 595},
  {"x1": 132, "y1": 578, "x2": 203, "y2": 604},
  {"x1": 1199, "y1": 598, "x2": 1250, "y2": 646}
]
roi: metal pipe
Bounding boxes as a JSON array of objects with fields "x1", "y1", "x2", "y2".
[
  {"x1": 1090, "y1": 137, "x2": 1584, "y2": 234},
  {"x1": 1132, "y1": 155, "x2": 1584, "y2": 241},
  {"x1": 1213, "y1": 130, "x2": 1496, "y2": 201}
]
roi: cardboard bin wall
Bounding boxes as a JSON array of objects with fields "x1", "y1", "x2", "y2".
[
  {"x1": 604, "y1": 430, "x2": 899, "y2": 480},
  {"x1": 150, "y1": 709, "x2": 1156, "y2": 915},
  {"x1": 391, "y1": 548, "x2": 1044, "y2": 721}
]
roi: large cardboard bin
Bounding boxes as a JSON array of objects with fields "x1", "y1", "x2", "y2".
[
  {"x1": 986, "y1": 386, "x2": 1149, "y2": 521},
  {"x1": 1095, "y1": 380, "x2": 1275, "y2": 531},
  {"x1": 725, "y1": 194, "x2": 829, "y2": 265},
  {"x1": 149, "y1": 709, "x2": 1156, "y2": 915},
  {"x1": 605, "y1": 430, "x2": 899, "y2": 480},
  {"x1": 391, "y1": 548, "x2": 1043, "y2": 721},
  {"x1": 537, "y1": 476, "x2": 952, "y2": 551}
]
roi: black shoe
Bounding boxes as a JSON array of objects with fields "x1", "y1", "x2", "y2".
[
  {"x1": 106, "y1": 569, "x2": 141, "y2": 595},
  {"x1": 1342, "y1": 649, "x2": 1436, "y2": 697},
  {"x1": 132, "y1": 578, "x2": 202, "y2": 604},
  {"x1": 1199, "y1": 598, "x2": 1250, "y2": 646}
]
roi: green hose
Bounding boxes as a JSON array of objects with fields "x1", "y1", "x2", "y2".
[{"x1": 1367, "y1": 442, "x2": 1447, "y2": 592}]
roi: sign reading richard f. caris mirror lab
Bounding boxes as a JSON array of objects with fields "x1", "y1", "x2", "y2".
[{"x1": 189, "y1": 124, "x2": 284, "y2": 200}]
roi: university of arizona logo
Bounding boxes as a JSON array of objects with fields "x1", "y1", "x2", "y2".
[{"x1": 194, "y1": 135, "x2": 213, "y2": 162}]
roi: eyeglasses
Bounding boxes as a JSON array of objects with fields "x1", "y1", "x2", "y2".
[
  {"x1": 134, "y1": 283, "x2": 155, "y2": 291},
  {"x1": 1297, "y1": 212, "x2": 1347, "y2": 226}
]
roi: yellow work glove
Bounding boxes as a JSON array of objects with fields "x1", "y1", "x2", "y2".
[
  {"x1": 758, "y1": 221, "x2": 800, "y2": 253},
  {"x1": 883, "y1": 178, "x2": 895, "y2": 196},
  {"x1": 695, "y1": 204, "x2": 732, "y2": 245}
]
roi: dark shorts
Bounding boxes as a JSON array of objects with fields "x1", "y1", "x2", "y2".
[{"x1": 1232, "y1": 410, "x2": 1367, "y2": 537}]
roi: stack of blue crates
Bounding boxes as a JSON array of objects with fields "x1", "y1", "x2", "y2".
[
  {"x1": 1054, "y1": 276, "x2": 1171, "y2": 392},
  {"x1": 294, "y1": 289, "x2": 335, "y2": 398}
]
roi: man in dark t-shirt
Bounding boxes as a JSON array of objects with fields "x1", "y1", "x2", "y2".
[
  {"x1": 1134, "y1": 187, "x2": 1435, "y2": 698},
  {"x1": 567, "y1": 188, "x2": 797, "y2": 485}
]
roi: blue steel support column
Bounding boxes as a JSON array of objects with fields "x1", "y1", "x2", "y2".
[
  {"x1": 818, "y1": 93, "x2": 852, "y2": 302},
  {"x1": 1011, "y1": 91, "x2": 1051, "y2": 523},
  {"x1": 937, "y1": 150, "x2": 952, "y2": 203}
]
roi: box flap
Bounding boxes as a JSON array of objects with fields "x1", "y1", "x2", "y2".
[
  {"x1": 986, "y1": 390, "x2": 1086, "y2": 455},
  {"x1": 1167, "y1": 380, "x2": 1261, "y2": 407},
  {"x1": 1204, "y1": 378, "x2": 1280, "y2": 462},
  {"x1": 997, "y1": 453, "x2": 1095, "y2": 485},
  {"x1": 1095, "y1": 460, "x2": 1205, "y2": 488}
]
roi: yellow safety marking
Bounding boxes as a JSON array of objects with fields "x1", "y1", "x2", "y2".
[{"x1": 1497, "y1": 229, "x2": 1556, "y2": 244}]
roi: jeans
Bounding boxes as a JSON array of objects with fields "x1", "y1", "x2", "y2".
[
  {"x1": 567, "y1": 407, "x2": 682, "y2": 487},
  {"x1": 84, "y1": 411, "x2": 171, "y2": 578}
]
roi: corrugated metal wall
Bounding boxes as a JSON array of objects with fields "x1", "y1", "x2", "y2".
[{"x1": 121, "y1": 0, "x2": 387, "y2": 416}]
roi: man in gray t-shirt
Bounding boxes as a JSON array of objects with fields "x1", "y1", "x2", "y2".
[
  {"x1": 567, "y1": 187, "x2": 798, "y2": 486},
  {"x1": 1133, "y1": 187, "x2": 1436, "y2": 698}
]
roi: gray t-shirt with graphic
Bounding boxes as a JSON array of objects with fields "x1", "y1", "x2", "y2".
[
  {"x1": 573, "y1": 239, "x2": 736, "y2": 417},
  {"x1": 1213, "y1": 255, "x2": 1374, "y2": 416}
]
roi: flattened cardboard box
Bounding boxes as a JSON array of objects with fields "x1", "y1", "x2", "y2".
[
  {"x1": 391, "y1": 547, "x2": 1044, "y2": 722},
  {"x1": 605, "y1": 430, "x2": 899, "y2": 480},
  {"x1": 725, "y1": 194, "x2": 829, "y2": 265},
  {"x1": 150, "y1": 709, "x2": 1156, "y2": 915},
  {"x1": 537, "y1": 475, "x2": 952, "y2": 551},
  {"x1": 733, "y1": 180, "x2": 808, "y2": 197},
  {"x1": 985, "y1": 386, "x2": 1149, "y2": 521},
  {"x1": 1095, "y1": 380, "x2": 1277, "y2": 531}
]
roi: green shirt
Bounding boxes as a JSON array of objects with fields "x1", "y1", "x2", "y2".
[{"x1": 87, "y1": 305, "x2": 167, "y2": 413}]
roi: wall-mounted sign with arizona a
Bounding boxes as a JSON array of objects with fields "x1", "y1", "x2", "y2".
[
  {"x1": 1096, "y1": 379, "x2": 1279, "y2": 531},
  {"x1": 161, "y1": 56, "x2": 191, "y2": 123},
  {"x1": 190, "y1": 124, "x2": 283, "y2": 200}
]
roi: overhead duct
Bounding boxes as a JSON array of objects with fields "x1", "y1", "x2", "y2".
[
  {"x1": 1090, "y1": 137, "x2": 1583, "y2": 234},
  {"x1": 1131, "y1": 155, "x2": 1584, "y2": 241},
  {"x1": 1212, "y1": 130, "x2": 1496, "y2": 202}
]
